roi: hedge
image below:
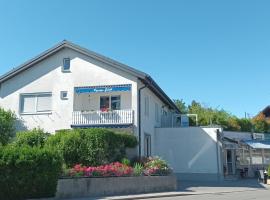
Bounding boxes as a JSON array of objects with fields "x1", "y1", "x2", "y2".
[
  {"x1": 14, "y1": 128, "x2": 50, "y2": 147},
  {"x1": 0, "y1": 108, "x2": 16, "y2": 145},
  {"x1": 45, "y1": 128, "x2": 138, "y2": 167},
  {"x1": 0, "y1": 145, "x2": 62, "y2": 200}
]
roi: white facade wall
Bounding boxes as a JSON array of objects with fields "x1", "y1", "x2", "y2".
[
  {"x1": 154, "y1": 127, "x2": 223, "y2": 181},
  {"x1": 140, "y1": 87, "x2": 172, "y2": 156},
  {"x1": 0, "y1": 48, "x2": 138, "y2": 133}
]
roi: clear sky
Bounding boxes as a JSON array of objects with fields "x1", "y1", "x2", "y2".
[{"x1": 0, "y1": 0, "x2": 269, "y2": 118}]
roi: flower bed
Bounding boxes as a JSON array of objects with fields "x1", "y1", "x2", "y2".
[
  {"x1": 68, "y1": 162, "x2": 133, "y2": 177},
  {"x1": 56, "y1": 157, "x2": 176, "y2": 198},
  {"x1": 63, "y1": 157, "x2": 172, "y2": 178}
]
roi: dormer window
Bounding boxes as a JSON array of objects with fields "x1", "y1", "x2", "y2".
[{"x1": 62, "y1": 58, "x2": 70, "y2": 72}]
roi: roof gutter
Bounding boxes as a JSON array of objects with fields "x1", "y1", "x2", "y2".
[{"x1": 140, "y1": 76, "x2": 180, "y2": 113}]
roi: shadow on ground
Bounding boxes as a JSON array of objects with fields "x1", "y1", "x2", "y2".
[{"x1": 178, "y1": 178, "x2": 267, "y2": 192}]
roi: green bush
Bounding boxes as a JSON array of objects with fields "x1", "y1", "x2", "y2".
[
  {"x1": 79, "y1": 128, "x2": 122, "y2": 166},
  {"x1": 121, "y1": 158, "x2": 131, "y2": 166},
  {"x1": 116, "y1": 132, "x2": 138, "y2": 148},
  {"x1": 0, "y1": 108, "x2": 16, "y2": 145},
  {"x1": 14, "y1": 128, "x2": 50, "y2": 147},
  {"x1": 45, "y1": 128, "x2": 138, "y2": 167},
  {"x1": 0, "y1": 145, "x2": 62, "y2": 200}
]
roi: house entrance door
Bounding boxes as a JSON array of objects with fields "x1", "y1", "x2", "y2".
[{"x1": 226, "y1": 149, "x2": 236, "y2": 175}]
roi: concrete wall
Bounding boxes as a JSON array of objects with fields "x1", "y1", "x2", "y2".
[
  {"x1": 154, "y1": 127, "x2": 223, "y2": 181},
  {"x1": 56, "y1": 176, "x2": 177, "y2": 198}
]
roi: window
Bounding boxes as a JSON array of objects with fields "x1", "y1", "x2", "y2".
[
  {"x1": 144, "y1": 96, "x2": 149, "y2": 116},
  {"x1": 111, "y1": 95, "x2": 121, "y2": 110},
  {"x1": 251, "y1": 149, "x2": 263, "y2": 164},
  {"x1": 155, "y1": 103, "x2": 160, "y2": 122},
  {"x1": 100, "y1": 96, "x2": 110, "y2": 110},
  {"x1": 239, "y1": 148, "x2": 251, "y2": 165},
  {"x1": 62, "y1": 58, "x2": 70, "y2": 72},
  {"x1": 263, "y1": 149, "x2": 270, "y2": 165},
  {"x1": 100, "y1": 96, "x2": 121, "y2": 111},
  {"x1": 20, "y1": 93, "x2": 52, "y2": 114},
  {"x1": 162, "y1": 108, "x2": 167, "y2": 116},
  {"x1": 60, "y1": 91, "x2": 68, "y2": 100},
  {"x1": 144, "y1": 134, "x2": 151, "y2": 157}
]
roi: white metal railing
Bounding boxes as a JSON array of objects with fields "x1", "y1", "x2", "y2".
[{"x1": 72, "y1": 109, "x2": 134, "y2": 126}]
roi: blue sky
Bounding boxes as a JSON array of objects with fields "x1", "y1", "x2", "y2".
[{"x1": 0, "y1": 0, "x2": 269, "y2": 117}]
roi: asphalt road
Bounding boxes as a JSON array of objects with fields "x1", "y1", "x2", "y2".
[{"x1": 138, "y1": 189, "x2": 270, "y2": 200}]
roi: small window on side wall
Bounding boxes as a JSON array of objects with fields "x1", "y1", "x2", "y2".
[
  {"x1": 144, "y1": 134, "x2": 151, "y2": 157},
  {"x1": 62, "y1": 58, "x2": 70, "y2": 72},
  {"x1": 60, "y1": 91, "x2": 68, "y2": 100}
]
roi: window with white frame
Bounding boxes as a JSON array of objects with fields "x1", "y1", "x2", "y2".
[
  {"x1": 99, "y1": 95, "x2": 121, "y2": 111},
  {"x1": 20, "y1": 93, "x2": 52, "y2": 114},
  {"x1": 144, "y1": 96, "x2": 149, "y2": 117},
  {"x1": 60, "y1": 91, "x2": 68, "y2": 100},
  {"x1": 111, "y1": 95, "x2": 121, "y2": 110},
  {"x1": 62, "y1": 58, "x2": 71, "y2": 72},
  {"x1": 155, "y1": 103, "x2": 160, "y2": 122}
]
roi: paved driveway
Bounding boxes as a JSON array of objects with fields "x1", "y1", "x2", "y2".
[
  {"x1": 101, "y1": 179, "x2": 270, "y2": 200},
  {"x1": 144, "y1": 189, "x2": 270, "y2": 200},
  {"x1": 41, "y1": 179, "x2": 269, "y2": 200}
]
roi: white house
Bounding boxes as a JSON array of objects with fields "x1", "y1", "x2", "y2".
[{"x1": 0, "y1": 40, "x2": 180, "y2": 157}]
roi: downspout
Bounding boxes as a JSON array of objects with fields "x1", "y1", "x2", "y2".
[
  {"x1": 138, "y1": 84, "x2": 147, "y2": 158},
  {"x1": 216, "y1": 128, "x2": 222, "y2": 180}
]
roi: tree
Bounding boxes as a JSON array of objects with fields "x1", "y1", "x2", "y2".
[
  {"x1": 173, "y1": 99, "x2": 188, "y2": 114},
  {"x1": 252, "y1": 113, "x2": 269, "y2": 133},
  {"x1": 0, "y1": 108, "x2": 16, "y2": 145},
  {"x1": 237, "y1": 118, "x2": 253, "y2": 132}
]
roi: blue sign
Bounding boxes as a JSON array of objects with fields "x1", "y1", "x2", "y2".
[
  {"x1": 75, "y1": 85, "x2": 131, "y2": 94},
  {"x1": 181, "y1": 115, "x2": 189, "y2": 127}
]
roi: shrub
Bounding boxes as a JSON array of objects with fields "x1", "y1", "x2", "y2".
[
  {"x1": 45, "y1": 128, "x2": 138, "y2": 167},
  {"x1": 79, "y1": 128, "x2": 122, "y2": 166},
  {"x1": 0, "y1": 145, "x2": 62, "y2": 200},
  {"x1": 14, "y1": 128, "x2": 50, "y2": 147},
  {"x1": 116, "y1": 132, "x2": 138, "y2": 148},
  {"x1": 133, "y1": 162, "x2": 144, "y2": 176},
  {"x1": 121, "y1": 158, "x2": 131, "y2": 166},
  {"x1": 0, "y1": 108, "x2": 16, "y2": 145}
]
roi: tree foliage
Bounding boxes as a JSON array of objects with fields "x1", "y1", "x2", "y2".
[
  {"x1": 174, "y1": 99, "x2": 270, "y2": 133},
  {"x1": 0, "y1": 108, "x2": 16, "y2": 145},
  {"x1": 173, "y1": 99, "x2": 188, "y2": 114}
]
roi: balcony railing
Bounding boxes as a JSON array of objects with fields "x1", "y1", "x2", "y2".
[{"x1": 72, "y1": 109, "x2": 134, "y2": 127}]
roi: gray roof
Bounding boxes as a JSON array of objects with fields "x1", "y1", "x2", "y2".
[{"x1": 0, "y1": 40, "x2": 179, "y2": 113}]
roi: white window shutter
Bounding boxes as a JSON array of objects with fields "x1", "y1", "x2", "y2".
[
  {"x1": 21, "y1": 95, "x2": 35, "y2": 113},
  {"x1": 37, "y1": 94, "x2": 52, "y2": 112}
]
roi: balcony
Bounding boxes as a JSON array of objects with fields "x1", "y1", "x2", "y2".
[{"x1": 71, "y1": 109, "x2": 134, "y2": 128}]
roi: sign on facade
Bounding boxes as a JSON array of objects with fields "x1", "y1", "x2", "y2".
[{"x1": 181, "y1": 115, "x2": 189, "y2": 127}]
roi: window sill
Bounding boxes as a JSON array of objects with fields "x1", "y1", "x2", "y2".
[
  {"x1": 62, "y1": 70, "x2": 71, "y2": 73},
  {"x1": 20, "y1": 112, "x2": 52, "y2": 116}
]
